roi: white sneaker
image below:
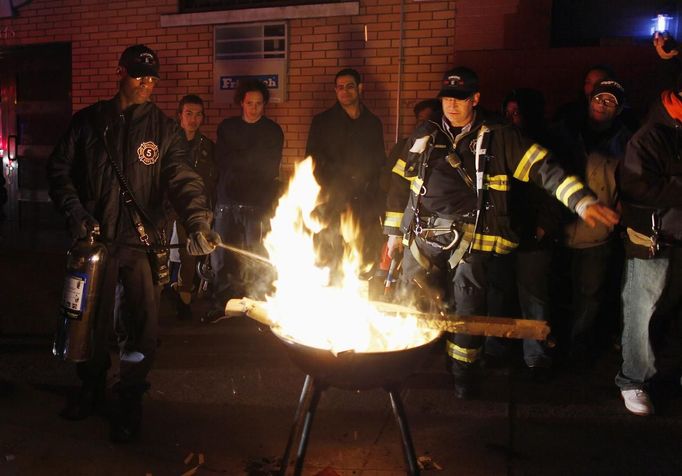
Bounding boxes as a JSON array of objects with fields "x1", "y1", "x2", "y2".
[{"x1": 621, "y1": 389, "x2": 654, "y2": 416}]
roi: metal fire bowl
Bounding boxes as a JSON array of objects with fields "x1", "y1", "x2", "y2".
[{"x1": 272, "y1": 327, "x2": 442, "y2": 391}]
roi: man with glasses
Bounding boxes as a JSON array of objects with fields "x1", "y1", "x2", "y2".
[
  {"x1": 552, "y1": 79, "x2": 631, "y2": 370},
  {"x1": 47, "y1": 44, "x2": 219, "y2": 443},
  {"x1": 384, "y1": 66, "x2": 620, "y2": 399},
  {"x1": 306, "y1": 68, "x2": 386, "y2": 275}
]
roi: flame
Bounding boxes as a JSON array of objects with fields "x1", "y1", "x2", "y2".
[{"x1": 261, "y1": 158, "x2": 440, "y2": 354}]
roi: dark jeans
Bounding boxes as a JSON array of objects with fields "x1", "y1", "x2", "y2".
[
  {"x1": 77, "y1": 247, "x2": 161, "y2": 391},
  {"x1": 210, "y1": 202, "x2": 272, "y2": 308},
  {"x1": 485, "y1": 248, "x2": 553, "y2": 368},
  {"x1": 173, "y1": 221, "x2": 197, "y2": 294},
  {"x1": 568, "y1": 243, "x2": 613, "y2": 360}
]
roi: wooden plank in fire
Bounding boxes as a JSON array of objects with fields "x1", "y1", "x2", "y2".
[{"x1": 225, "y1": 298, "x2": 550, "y2": 341}]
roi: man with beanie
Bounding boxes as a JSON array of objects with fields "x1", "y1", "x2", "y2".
[
  {"x1": 552, "y1": 79, "x2": 631, "y2": 369},
  {"x1": 384, "y1": 66, "x2": 619, "y2": 399},
  {"x1": 47, "y1": 44, "x2": 220, "y2": 442},
  {"x1": 616, "y1": 83, "x2": 682, "y2": 416}
]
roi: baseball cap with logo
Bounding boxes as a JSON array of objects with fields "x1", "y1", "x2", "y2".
[
  {"x1": 438, "y1": 67, "x2": 479, "y2": 100},
  {"x1": 119, "y1": 44, "x2": 160, "y2": 79},
  {"x1": 590, "y1": 79, "x2": 625, "y2": 107}
]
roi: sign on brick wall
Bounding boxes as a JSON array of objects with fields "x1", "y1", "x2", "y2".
[{"x1": 214, "y1": 22, "x2": 287, "y2": 104}]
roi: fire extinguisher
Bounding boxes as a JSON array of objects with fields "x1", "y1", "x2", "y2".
[{"x1": 53, "y1": 227, "x2": 108, "y2": 362}]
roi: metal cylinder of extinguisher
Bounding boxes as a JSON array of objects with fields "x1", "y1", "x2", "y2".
[{"x1": 53, "y1": 228, "x2": 108, "y2": 362}]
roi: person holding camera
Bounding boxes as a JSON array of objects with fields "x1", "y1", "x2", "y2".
[{"x1": 47, "y1": 44, "x2": 219, "y2": 443}]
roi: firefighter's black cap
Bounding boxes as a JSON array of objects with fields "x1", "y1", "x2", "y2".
[
  {"x1": 438, "y1": 67, "x2": 479, "y2": 100},
  {"x1": 119, "y1": 44, "x2": 160, "y2": 79}
]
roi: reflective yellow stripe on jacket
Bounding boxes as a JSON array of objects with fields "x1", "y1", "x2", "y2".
[
  {"x1": 485, "y1": 174, "x2": 509, "y2": 191},
  {"x1": 392, "y1": 159, "x2": 407, "y2": 177},
  {"x1": 513, "y1": 143, "x2": 548, "y2": 182},
  {"x1": 410, "y1": 177, "x2": 423, "y2": 195},
  {"x1": 392, "y1": 158, "x2": 417, "y2": 185},
  {"x1": 555, "y1": 175, "x2": 585, "y2": 207},
  {"x1": 383, "y1": 211, "x2": 403, "y2": 229},
  {"x1": 446, "y1": 341, "x2": 482, "y2": 363},
  {"x1": 470, "y1": 233, "x2": 518, "y2": 254}
]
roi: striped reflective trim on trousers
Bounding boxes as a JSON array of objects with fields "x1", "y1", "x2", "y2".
[{"x1": 446, "y1": 341, "x2": 482, "y2": 363}]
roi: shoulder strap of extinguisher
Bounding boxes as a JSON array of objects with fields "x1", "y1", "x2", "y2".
[{"x1": 101, "y1": 126, "x2": 165, "y2": 249}]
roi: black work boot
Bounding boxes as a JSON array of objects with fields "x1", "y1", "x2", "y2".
[
  {"x1": 450, "y1": 360, "x2": 481, "y2": 400},
  {"x1": 60, "y1": 375, "x2": 107, "y2": 421},
  {"x1": 453, "y1": 373, "x2": 480, "y2": 400},
  {"x1": 176, "y1": 299, "x2": 193, "y2": 321},
  {"x1": 171, "y1": 284, "x2": 193, "y2": 321},
  {"x1": 109, "y1": 383, "x2": 149, "y2": 444}
]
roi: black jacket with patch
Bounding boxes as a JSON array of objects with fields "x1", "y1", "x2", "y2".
[{"x1": 47, "y1": 95, "x2": 212, "y2": 246}]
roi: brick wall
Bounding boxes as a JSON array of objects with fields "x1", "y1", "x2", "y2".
[
  {"x1": 0, "y1": 0, "x2": 659, "y2": 174},
  {"x1": 1, "y1": 0, "x2": 457, "y2": 173}
]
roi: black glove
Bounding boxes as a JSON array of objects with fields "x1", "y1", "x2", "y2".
[
  {"x1": 187, "y1": 230, "x2": 221, "y2": 256},
  {"x1": 67, "y1": 206, "x2": 100, "y2": 240}
]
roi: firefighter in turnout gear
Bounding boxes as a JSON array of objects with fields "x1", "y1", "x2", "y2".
[{"x1": 384, "y1": 67, "x2": 620, "y2": 399}]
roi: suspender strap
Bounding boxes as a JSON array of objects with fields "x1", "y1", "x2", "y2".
[{"x1": 470, "y1": 125, "x2": 492, "y2": 250}]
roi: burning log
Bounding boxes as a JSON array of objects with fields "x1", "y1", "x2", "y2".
[
  {"x1": 225, "y1": 298, "x2": 550, "y2": 341},
  {"x1": 224, "y1": 297, "x2": 276, "y2": 327}
]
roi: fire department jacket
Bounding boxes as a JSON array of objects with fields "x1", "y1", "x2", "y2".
[
  {"x1": 383, "y1": 111, "x2": 596, "y2": 254},
  {"x1": 619, "y1": 96, "x2": 682, "y2": 257},
  {"x1": 47, "y1": 95, "x2": 212, "y2": 246}
]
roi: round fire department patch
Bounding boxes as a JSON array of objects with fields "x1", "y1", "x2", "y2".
[{"x1": 137, "y1": 141, "x2": 159, "y2": 165}]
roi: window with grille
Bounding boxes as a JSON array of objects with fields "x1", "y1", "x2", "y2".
[
  {"x1": 215, "y1": 23, "x2": 287, "y2": 60},
  {"x1": 213, "y1": 22, "x2": 288, "y2": 104}
]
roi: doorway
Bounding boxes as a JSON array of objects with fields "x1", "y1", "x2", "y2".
[{"x1": 0, "y1": 42, "x2": 71, "y2": 248}]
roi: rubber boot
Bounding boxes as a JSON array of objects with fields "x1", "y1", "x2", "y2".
[
  {"x1": 60, "y1": 374, "x2": 107, "y2": 421},
  {"x1": 449, "y1": 359, "x2": 481, "y2": 400},
  {"x1": 109, "y1": 382, "x2": 149, "y2": 443}
]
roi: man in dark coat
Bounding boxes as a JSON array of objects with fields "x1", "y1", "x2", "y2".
[
  {"x1": 170, "y1": 94, "x2": 217, "y2": 320},
  {"x1": 306, "y1": 68, "x2": 386, "y2": 273},
  {"x1": 47, "y1": 44, "x2": 219, "y2": 443},
  {"x1": 208, "y1": 79, "x2": 284, "y2": 319},
  {"x1": 616, "y1": 86, "x2": 682, "y2": 416}
]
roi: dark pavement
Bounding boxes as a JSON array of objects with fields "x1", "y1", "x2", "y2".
[{"x1": 2, "y1": 246, "x2": 682, "y2": 476}]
